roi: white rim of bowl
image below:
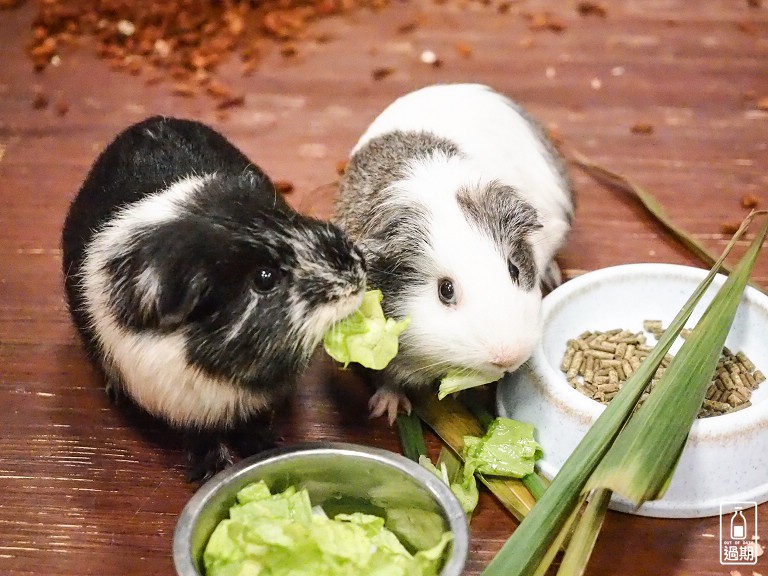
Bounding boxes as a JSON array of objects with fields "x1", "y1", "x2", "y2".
[{"x1": 531, "y1": 263, "x2": 768, "y2": 439}]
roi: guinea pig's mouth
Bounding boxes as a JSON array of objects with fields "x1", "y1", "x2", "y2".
[
  {"x1": 306, "y1": 289, "x2": 365, "y2": 342},
  {"x1": 334, "y1": 289, "x2": 366, "y2": 322},
  {"x1": 448, "y1": 359, "x2": 526, "y2": 386}
]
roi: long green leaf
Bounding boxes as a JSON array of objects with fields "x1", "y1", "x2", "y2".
[
  {"x1": 572, "y1": 152, "x2": 726, "y2": 273},
  {"x1": 556, "y1": 489, "x2": 612, "y2": 576},
  {"x1": 588, "y1": 216, "x2": 768, "y2": 502},
  {"x1": 481, "y1": 214, "x2": 759, "y2": 576},
  {"x1": 573, "y1": 152, "x2": 768, "y2": 297},
  {"x1": 531, "y1": 498, "x2": 586, "y2": 576},
  {"x1": 396, "y1": 411, "x2": 427, "y2": 462}
]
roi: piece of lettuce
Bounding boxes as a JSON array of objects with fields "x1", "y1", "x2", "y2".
[
  {"x1": 437, "y1": 370, "x2": 497, "y2": 400},
  {"x1": 324, "y1": 290, "x2": 410, "y2": 370},
  {"x1": 202, "y1": 480, "x2": 452, "y2": 576},
  {"x1": 418, "y1": 453, "x2": 479, "y2": 516},
  {"x1": 462, "y1": 418, "x2": 543, "y2": 478}
]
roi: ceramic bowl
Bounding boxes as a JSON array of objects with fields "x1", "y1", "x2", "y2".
[
  {"x1": 497, "y1": 263, "x2": 768, "y2": 518},
  {"x1": 173, "y1": 442, "x2": 469, "y2": 575}
]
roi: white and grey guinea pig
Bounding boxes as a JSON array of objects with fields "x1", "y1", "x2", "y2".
[
  {"x1": 62, "y1": 116, "x2": 366, "y2": 481},
  {"x1": 334, "y1": 83, "x2": 574, "y2": 423}
]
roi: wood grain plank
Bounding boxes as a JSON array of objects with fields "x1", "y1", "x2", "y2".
[{"x1": 1, "y1": 1, "x2": 766, "y2": 575}]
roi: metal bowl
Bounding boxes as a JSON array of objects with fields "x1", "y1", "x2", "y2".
[{"x1": 173, "y1": 442, "x2": 469, "y2": 575}]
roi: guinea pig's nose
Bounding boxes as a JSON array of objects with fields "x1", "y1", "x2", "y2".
[{"x1": 489, "y1": 348, "x2": 520, "y2": 371}]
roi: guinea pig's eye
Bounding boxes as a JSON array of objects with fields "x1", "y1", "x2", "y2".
[
  {"x1": 508, "y1": 260, "x2": 520, "y2": 283},
  {"x1": 438, "y1": 278, "x2": 456, "y2": 305},
  {"x1": 253, "y1": 266, "x2": 279, "y2": 293}
]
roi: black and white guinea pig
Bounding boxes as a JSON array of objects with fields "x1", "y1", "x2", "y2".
[
  {"x1": 334, "y1": 83, "x2": 574, "y2": 423},
  {"x1": 62, "y1": 116, "x2": 366, "y2": 480}
]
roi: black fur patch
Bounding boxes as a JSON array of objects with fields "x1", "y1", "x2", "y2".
[{"x1": 62, "y1": 115, "x2": 366, "y2": 419}]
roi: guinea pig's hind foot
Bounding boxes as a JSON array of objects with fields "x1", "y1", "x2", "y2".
[
  {"x1": 227, "y1": 421, "x2": 277, "y2": 459},
  {"x1": 184, "y1": 433, "x2": 235, "y2": 483},
  {"x1": 368, "y1": 388, "x2": 412, "y2": 426}
]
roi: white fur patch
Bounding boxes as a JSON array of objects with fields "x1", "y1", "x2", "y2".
[
  {"x1": 80, "y1": 173, "x2": 271, "y2": 428},
  {"x1": 387, "y1": 153, "x2": 544, "y2": 383},
  {"x1": 353, "y1": 83, "x2": 572, "y2": 275}
]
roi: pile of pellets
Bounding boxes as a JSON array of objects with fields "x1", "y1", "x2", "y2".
[
  {"x1": 10, "y1": 0, "x2": 390, "y2": 107},
  {"x1": 560, "y1": 321, "x2": 765, "y2": 418}
]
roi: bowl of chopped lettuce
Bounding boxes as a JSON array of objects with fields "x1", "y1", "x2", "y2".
[
  {"x1": 497, "y1": 263, "x2": 768, "y2": 518},
  {"x1": 173, "y1": 442, "x2": 469, "y2": 576}
]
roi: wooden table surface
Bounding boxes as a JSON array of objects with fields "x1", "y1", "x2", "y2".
[{"x1": 1, "y1": 1, "x2": 767, "y2": 575}]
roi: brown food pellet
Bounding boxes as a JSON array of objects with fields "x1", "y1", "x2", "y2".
[
  {"x1": 577, "y1": 2, "x2": 607, "y2": 17},
  {"x1": 525, "y1": 11, "x2": 567, "y2": 33},
  {"x1": 18, "y1": 0, "x2": 393, "y2": 106},
  {"x1": 55, "y1": 98, "x2": 70, "y2": 116},
  {"x1": 741, "y1": 194, "x2": 760, "y2": 209},
  {"x1": 372, "y1": 66, "x2": 395, "y2": 81},
  {"x1": 205, "y1": 79, "x2": 233, "y2": 100},
  {"x1": 172, "y1": 83, "x2": 197, "y2": 98},
  {"x1": 216, "y1": 94, "x2": 246, "y2": 110},
  {"x1": 630, "y1": 122, "x2": 655, "y2": 135},
  {"x1": 561, "y1": 324, "x2": 764, "y2": 418},
  {"x1": 454, "y1": 41, "x2": 473, "y2": 58},
  {"x1": 721, "y1": 221, "x2": 742, "y2": 235},
  {"x1": 32, "y1": 87, "x2": 49, "y2": 109},
  {"x1": 397, "y1": 21, "x2": 418, "y2": 34},
  {"x1": 280, "y1": 44, "x2": 299, "y2": 58}
]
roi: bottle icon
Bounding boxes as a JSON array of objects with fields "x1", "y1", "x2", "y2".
[{"x1": 731, "y1": 507, "x2": 747, "y2": 540}]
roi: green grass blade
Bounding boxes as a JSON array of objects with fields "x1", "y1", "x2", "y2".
[
  {"x1": 531, "y1": 498, "x2": 586, "y2": 576},
  {"x1": 481, "y1": 215, "x2": 757, "y2": 576},
  {"x1": 587, "y1": 217, "x2": 768, "y2": 503},
  {"x1": 556, "y1": 489, "x2": 612, "y2": 576},
  {"x1": 522, "y1": 470, "x2": 549, "y2": 501},
  {"x1": 396, "y1": 411, "x2": 428, "y2": 462},
  {"x1": 572, "y1": 152, "x2": 726, "y2": 273},
  {"x1": 573, "y1": 152, "x2": 768, "y2": 297}
]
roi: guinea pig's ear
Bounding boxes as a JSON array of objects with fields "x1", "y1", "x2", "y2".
[
  {"x1": 106, "y1": 253, "x2": 211, "y2": 331},
  {"x1": 154, "y1": 270, "x2": 211, "y2": 330}
]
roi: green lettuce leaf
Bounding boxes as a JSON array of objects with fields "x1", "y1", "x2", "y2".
[
  {"x1": 437, "y1": 370, "x2": 498, "y2": 400},
  {"x1": 203, "y1": 480, "x2": 452, "y2": 576},
  {"x1": 462, "y1": 418, "x2": 543, "y2": 478},
  {"x1": 323, "y1": 290, "x2": 410, "y2": 370},
  {"x1": 418, "y1": 454, "x2": 479, "y2": 516}
]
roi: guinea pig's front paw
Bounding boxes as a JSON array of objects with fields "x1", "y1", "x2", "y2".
[
  {"x1": 368, "y1": 388, "x2": 412, "y2": 426},
  {"x1": 184, "y1": 438, "x2": 235, "y2": 483}
]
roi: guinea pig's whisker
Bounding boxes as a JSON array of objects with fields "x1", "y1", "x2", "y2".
[{"x1": 412, "y1": 359, "x2": 454, "y2": 375}]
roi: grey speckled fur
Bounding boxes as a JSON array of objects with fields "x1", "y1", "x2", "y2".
[{"x1": 335, "y1": 131, "x2": 462, "y2": 319}]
